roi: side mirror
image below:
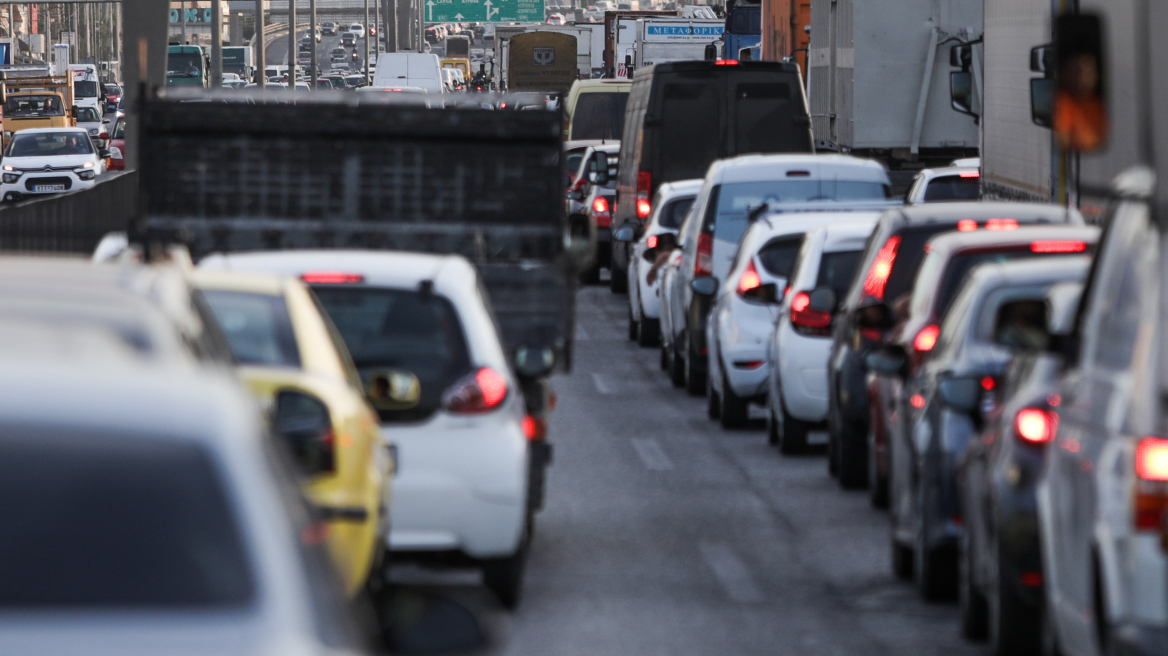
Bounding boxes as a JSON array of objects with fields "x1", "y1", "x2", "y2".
[
  {"x1": 613, "y1": 224, "x2": 636, "y2": 242},
  {"x1": 514, "y1": 345, "x2": 555, "y2": 378},
  {"x1": 856, "y1": 302, "x2": 895, "y2": 330},
  {"x1": 273, "y1": 390, "x2": 334, "y2": 475},
  {"x1": 949, "y1": 43, "x2": 972, "y2": 69},
  {"x1": 950, "y1": 71, "x2": 975, "y2": 116},
  {"x1": 365, "y1": 369, "x2": 421, "y2": 410},
  {"x1": 937, "y1": 375, "x2": 981, "y2": 414},
  {"x1": 808, "y1": 287, "x2": 836, "y2": 313},
  {"x1": 98, "y1": 148, "x2": 110, "y2": 158},
  {"x1": 864, "y1": 345, "x2": 908, "y2": 377},
  {"x1": 1029, "y1": 44, "x2": 1053, "y2": 73},
  {"x1": 566, "y1": 212, "x2": 597, "y2": 272},
  {"x1": 691, "y1": 276, "x2": 719, "y2": 296},
  {"x1": 993, "y1": 299, "x2": 1051, "y2": 350},
  {"x1": 1030, "y1": 78, "x2": 1055, "y2": 127},
  {"x1": 102, "y1": 118, "x2": 111, "y2": 124}
]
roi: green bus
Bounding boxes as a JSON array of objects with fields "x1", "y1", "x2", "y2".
[{"x1": 166, "y1": 45, "x2": 208, "y2": 87}]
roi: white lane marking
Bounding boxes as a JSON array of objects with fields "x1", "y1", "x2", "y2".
[
  {"x1": 631, "y1": 437, "x2": 674, "y2": 471},
  {"x1": 699, "y1": 542, "x2": 764, "y2": 603},
  {"x1": 591, "y1": 373, "x2": 616, "y2": 395}
]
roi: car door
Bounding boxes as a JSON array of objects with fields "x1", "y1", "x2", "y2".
[{"x1": 1045, "y1": 198, "x2": 1155, "y2": 655}]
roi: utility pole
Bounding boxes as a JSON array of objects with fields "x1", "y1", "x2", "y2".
[
  {"x1": 383, "y1": 0, "x2": 394, "y2": 53},
  {"x1": 309, "y1": 0, "x2": 316, "y2": 89},
  {"x1": 364, "y1": 0, "x2": 370, "y2": 84},
  {"x1": 287, "y1": 0, "x2": 296, "y2": 91},
  {"x1": 374, "y1": 0, "x2": 379, "y2": 61},
  {"x1": 180, "y1": 1, "x2": 186, "y2": 45},
  {"x1": 211, "y1": 0, "x2": 222, "y2": 87},
  {"x1": 255, "y1": 0, "x2": 265, "y2": 87}
]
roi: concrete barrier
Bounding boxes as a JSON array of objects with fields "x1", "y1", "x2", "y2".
[{"x1": 0, "y1": 171, "x2": 136, "y2": 255}]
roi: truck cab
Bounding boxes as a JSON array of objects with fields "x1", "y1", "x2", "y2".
[
  {"x1": 166, "y1": 45, "x2": 208, "y2": 88},
  {"x1": 0, "y1": 73, "x2": 77, "y2": 147}
]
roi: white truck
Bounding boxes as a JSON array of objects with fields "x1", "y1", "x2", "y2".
[
  {"x1": 67, "y1": 64, "x2": 103, "y2": 119},
  {"x1": 632, "y1": 18, "x2": 723, "y2": 70},
  {"x1": 807, "y1": 0, "x2": 981, "y2": 191}
]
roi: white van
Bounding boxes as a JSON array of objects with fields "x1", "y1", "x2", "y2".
[
  {"x1": 68, "y1": 64, "x2": 103, "y2": 118},
  {"x1": 372, "y1": 53, "x2": 444, "y2": 93}
]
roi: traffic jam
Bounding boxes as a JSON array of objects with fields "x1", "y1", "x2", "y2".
[{"x1": 3, "y1": 0, "x2": 1168, "y2": 654}]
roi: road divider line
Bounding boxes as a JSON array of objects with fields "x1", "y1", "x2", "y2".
[
  {"x1": 631, "y1": 437, "x2": 674, "y2": 471},
  {"x1": 591, "y1": 373, "x2": 615, "y2": 394},
  {"x1": 698, "y1": 542, "x2": 764, "y2": 603}
]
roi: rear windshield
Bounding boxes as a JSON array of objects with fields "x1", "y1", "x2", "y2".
[
  {"x1": 570, "y1": 91, "x2": 629, "y2": 141},
  {"x1": 878, "y1": 225, "x2": 953, "y2": 304},
  {"x1": 924, "y1": 175, "x2": 980, "y2": 202},
  {"x1": 658, "y1": 196, "x2": 695, "y2": 229},
  {"x1": 310, "y1": 287, "x2": 472, "y2": 423},
  {"x1": 202, "y1": 290, "x2": 301, "y2": 368},
  {"x1": 817, "y1": 250, "x2": 864, "y2": 297},
  {"x1": 0, "y1": 432, "x2": 254, "y2": 608},
  {"x1": 711, "y1": 180, "x2": 890, "y2": 245},
  {"x1": 756, "y1": 235, "x2": 803, "y2": 277},
  {"x1": 73, "y1": 81, "x2": 99, "y2": 98},
  {"x1": 932, "y1": 248, "x2": 1082, "y2": 320}
]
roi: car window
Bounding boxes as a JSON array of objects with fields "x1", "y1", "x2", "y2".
[
  {"x1": 4, "y1": 94, "x2": 64, "y2": 117},
  {"x1": 924, "y1": 175, "x2": 980, "y2": 202},
  {"x1": 711, "y1": 180, "x2": 888, "y2": 245},
  {"x1": 816, "y1": 249, "x2": 863, "y2": 297},
  {"x1": 570, "y1": 91, "x2": 629, "y2": 141},
  {"x1": 73, "y1": 80, "x2": 100, "y2": 98},
  {"x1": 310, "y1": 286, "x2": 472, "y2": 422},
  {"x1": 1081, "y1": 202, "x2": 1153, "y2": 373},
  {"x1": 931, "y1": 248, "x2": 1088, "y2": 322},
  {"x1": 5, "y1": 131, "x2": 94, "y2": 156},
  {"x1": 756, "y1": 235, "x2": 803, "y2": 277},
  {"x1": 75, "y1": 107, "x2": 100, "y2": 122},
  {"x1": 0, "y1": 431, "x2": 254, "y2": 608},
  {"x1": 878, "y1": 224, "x2": 952, "y2": 304},
  {"x1": 657, "y1": 196, "x2": 695, "y2": 229},
  {"x1": 201, "y1": 290, "x2": 302, "y2": 368},
  {"x1": 112, "y1": 118, "x2": 126, "y2": 139}
]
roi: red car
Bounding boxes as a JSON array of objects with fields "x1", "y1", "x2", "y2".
[
  {"x1": 108, "y1": 114, "x2": 125, "y2": 170},
  {"x1": 103, "y1": 83, "x2": 122, "y2": 111}
]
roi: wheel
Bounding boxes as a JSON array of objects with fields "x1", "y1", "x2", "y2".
[
  {"x1": 684, "y1": 332, "x2": 706, "y2": 397},
  {"x1": 580, "y1": 262, "x2": 600, "y2": 285},
  {"x1": 915, "y1": 517, "x2": 957, "y2": 601},
  {"x1": 828, "y1": 431, "x2": 840, "y2": 477},
  {"x1": 669, "y1": 341, "x2": 686, "y2": 387},
  {"x1": 627, "y1": 303, "x2": 638, "y2": 340},
  {"x1": 659, "y1": 344, "x2": 669, "y2": 371},
  {"x1": 766, "y1": 407, "x2": 780, "y2": 446},
  {"x1": 869, "y1": 426, "x2": 890, "y2": 509},
  {"x1": 892, "y1": 538, "x2": 914, "y2": 580},
  {"x1": 719, "y1": 370, "x2": 749, "y2": 429},
  {"x1": 988, "y1": 539, "x2": 1040, "y2": 655},
  {"x1": 779, "y1": 401, "x2": 809, "y2": 455},
  {"x1": 707, "y1": 375, "x2": 721, "y2": 420},
  {"x1": 610, "y1": 262, "x2": 628, "y2": 293},
  {"x1": 482, "y1": 531, "x2": 530, "y2": 610},
  {"x1": 637, "y1": 317, "x2": 659, "y2": 347},
  {"x1": 838, "y1": 437, "x2": 868, "y2": 489},
  {"x1": 960, "y1": 531, "x2": 989, "y2": 640}
]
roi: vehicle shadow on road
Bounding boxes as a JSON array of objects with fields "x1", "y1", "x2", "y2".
[{"x1": 371, "y1": 567, "x2": 502, "y2": 655}]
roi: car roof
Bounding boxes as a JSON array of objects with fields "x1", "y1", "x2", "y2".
[
  {"x1": 748, "y1": 210, "x2": 883, "y2": 244},
  {"x1": 924, "y1": 225, "x2": 1100, "y2": 257},
  {"x1": 656, "y1": 178, "x2": 704, "y2": 198},
  {"x1": 963, "y1": 255, "x2": 1092, "y2": 293},
  {"x1": 892, "y1": 201, "x2": 1084, "y2": 226},
  {"x1": 711, "y1": 154, "x2": 889, "y2": 184},
  {"x1": 198, "y1": 249, "x2": 474, "y2": 290},
  {"x1": 189, "y1": 269, "x2": 288, "y2": 296},
  {"x1": 916, "y1": 166, "x2": 979, "y2": 181},
  {"x1": 808, "y1": 218, "x2": 881, "y2": 253},
  {"x1": 12, "y1": 127, "x2": 88, "y2": 135}
]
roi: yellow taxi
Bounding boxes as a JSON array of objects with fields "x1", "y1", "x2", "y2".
[{"x1": 192, "y1": 269, "x2": 416, "y2": 596}]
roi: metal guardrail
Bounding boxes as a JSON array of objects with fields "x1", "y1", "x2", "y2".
[{"x1": 0, "y1": 171, "x2": 136, "y2": 254}]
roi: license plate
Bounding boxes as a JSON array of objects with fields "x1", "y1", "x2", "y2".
[{"x1": 34, "y1": 184, "x2": 65, "y2": 192}]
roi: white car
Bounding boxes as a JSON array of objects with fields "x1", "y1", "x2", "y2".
[
  {"x1": 73, "y1": 106, "x2": 104, "y2": 142},
  {"x1": 764, "y1": 219, "x2": 879, "y2": 453},
  {"x1": 1, "y1": 128, "x2": 105, "y2": 202},
  {"x1": 624, "y1": 179, "x2": 701, "y2": 346},
  {"x1": 904, "y1": 165, "x2": 981, "y2": 204},
  {"x1": 707, "y1": 211, "x2": 880, "y2": 429},
  {"x1": 197, "y1": 250, "x2": 533, "y2": 608},
  {"x1": 349, "y1": 23, "x2": 365, "y2": 38}
]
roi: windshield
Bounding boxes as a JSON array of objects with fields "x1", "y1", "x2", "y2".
[
  {"x1": 5, "y1": 131, "x2": 94, "y2": 157},
  {"x1": 570, "y1": 91, "x2": 629, "y2": 140},
  {"x1": 711, "y1": 180, "x2": 890, "y2": 244},
  {"x1": 74, "y1": 80, "x2": 99, "y2": 99},
  {"x1": 201, "y1": 290, "x2": 302, "y2": 368},
  {"x1": 4, "y1": 95, "x2": 64, "y2": 117},
  {"x1": 168, "y1": 52, "x2": 205, "y2": 77},
  {"x1": 310, "y1": 286, "x2": 471, "y2": 423},
  {"x1": 0, "y1": 431, "x2": 254, "y2": 608},
  {"x1": 75, "y1": 107, "x2": 99, "y2": 122},
  {"x1": 112, "y1": 118, "x2": 126, "y2": 139}
]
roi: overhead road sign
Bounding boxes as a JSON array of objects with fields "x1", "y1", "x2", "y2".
[{"x1": 425, "y1": 0, "x2": 543, "y2": 23}]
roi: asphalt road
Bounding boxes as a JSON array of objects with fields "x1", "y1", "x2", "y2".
[
  {"x1": 266, "y1": 28, "x2": 374, "y2": 77},
  {"x1": 377, "y1": 285, "x2": 985, "y2": 656}
]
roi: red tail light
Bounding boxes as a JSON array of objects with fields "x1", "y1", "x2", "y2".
[
  {"x1": 736, "y1": 259, "x2": 761, "y2": 297},
  {"x1": 442, "y1": 367, "x2": 508, "y2": 414},
  {"x1": 985, "y1": 218, "x2": 1018, "y2": 231},
  {"x1": 1134, "y1": 437, "x2": 1168, "y2": 530},
  {"x1": 913, "y1": 324, "x2": 940, "y2": 352},
  {"x1": 715, "y1": 59, "x2": 739, "y2": 65},
  {"x1": 1031, "y1": 240, "x2": 1087, "y2": 253},
  {"x1": 592, "y1": 196, "x2": 609, "y2": 214},
  {"x1": 958, "y1": 171, "x2": 980, "y2": 178},
  {"x1": 646, "y1": 234, "x2": 658, "y2": 249},
  {"x1": 910, "y1": 394, "x2": 925, "y2": 409},
  {"x1": 637, "y1": 197, "x2": 652, "y2": 219},
  {"x1": 522, "y1": 415, "x2": 547, "y2": 441},
  {"x1": 863, "y1": 235, "x2": 901, "y2": 299},
  {"x1": 980, "y1": 376, "x2": 997, "y2": 391},
  {"x1": 695, "y1": 233, "x2": 713, "y2": 276},
  {"x1": 301, "y1": 271, "x2": 365, "y2": 284},
  {"x1": 957, "y1": 219, "x2": 978, "y2": 232},
  {"x1": 1015, "y1": 408, "x2": 1057, "y2": 444},
  {"x1": 1136, "y1": 438, "x2": 1168, "y2": 481},
  {"x1": 790, "y1": 291, "x2": 832, "y2": 336}
]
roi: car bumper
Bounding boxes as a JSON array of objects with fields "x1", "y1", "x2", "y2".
[
  {"x1": 636, "y1": 262, "x2": 662, "y2": 319},
  {"x1": 384, "y1": 407, "x2": 529, "y2": 559},
  {"x1": 777, "y1": 323, "x2": 833, "y2": 421},
  {"x1": 2, "y1": 173, "x2": 94, "y2": 198}
]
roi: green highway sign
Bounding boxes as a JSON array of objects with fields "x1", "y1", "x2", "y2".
[{"x1": 425, "y1": 0, "x2": 543, "y2": 24}]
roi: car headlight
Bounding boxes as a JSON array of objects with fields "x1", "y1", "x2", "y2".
[
  {"x1": 88, "y1": 129, "x2": 99, "y2": 136},
  {"x1": 109, "y1": 146, "x2": 123, "y2": 159},
  {"x1": 76, "y1": 169, "x2": 96, "y2": 181},
  {"x1": 2, "y1": 172, "x2": 20, "y2": 183}
]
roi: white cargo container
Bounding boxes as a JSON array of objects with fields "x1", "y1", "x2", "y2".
[
  {"x1": 807, "y1": 0, "x2": 981, "y2": 187},
  {"x1": 633, "y1": 18, "x2": 723, "y2": 69}
]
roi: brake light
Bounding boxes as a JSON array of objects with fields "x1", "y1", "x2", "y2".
[
  {"x1": 863, "y1": 235, "x2": 901, "y2": 299},
  {"x1": 522, "y1": 415, "x2": 547, "y2": 441},
  {"x1": 715, "y1": 59, "x2": 739, "y2": 65},
  {"x1": 981, "y1": 376, "x2": 996, "y2": 391},
  {"x1": 301, "y1": 271, "x2": 365, "y2": 284},
  {"x1": 1015, "y1": 408, "x2": 1057, "y2": 443},
  {"x1": 790, "y1": 291, "x2": 832, "y2": 335},
  {"x1": 1134, "y1": 437, "x2": 1168, "y2": 530},
  {"x1": 637, "y1": 197, "x2": 652, "y2": 218},
  {"x1": 1137, "y1": 438, "x2": 1168, "y2": 482},
  {"x1": 985, "y1": 218, "x2": 1018, "y2": 231},
  {"x1": 443, "y1": 367, "x2": 508, "y2": 414},
  {"x1": 913, "y1": 324, "x2": 940, "y2": 352},
  {"x1": 592, "y1": 196, "x2": 609, "y2": 214},
  {"x1": 736, "y1": 259, "x2": 761, "y2": 297},
  {"x1": 958, "y1": 171, "x2": 980, "y2": 178},
  {"x1": 695, "y1": 233, "x2": 713, "y2": 276},
  {"x1": 647, "y1": 234, "x2": 658, "y2": 249},
  {"x1": 910, "y1": 394, "x2": 925, "y2": 409},
  {"x1": 1031, "y1": 240, "x2": 1087, "y2": 253},
  {"x1": 957, "y1": 219, "x2": 978, "y2": 232}
]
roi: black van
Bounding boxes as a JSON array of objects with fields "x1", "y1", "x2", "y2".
[{"x1": 609, "y1": 60, "x2": 813, "y2": 292}]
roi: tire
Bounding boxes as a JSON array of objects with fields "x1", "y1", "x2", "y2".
[
  {"x1": 707, "y1": 375, "x2": 721, "y2": 420},
  {"x1": 869, "y1": 427, "x2": 890, "y2": 509},
  {"x1": 659, "y1": 345, "x2": 669, "y2": 371},
  {"x1": 637, "y1": 317, "x2": 659, "y2": 347},
  {"x1": 482, "y1": 532, "x2": 530, "y2": 610},
  {"x1": 892, "y1": 538, "x2": 914, "y2": 580},
  {"x1": 720, "y1": 370, "x2": 749, "y2": 429},
  {"x1": 684, "y1": 332, "x2": 706, "y2": 397},
  {"x1": 766, "y1": 407, "x2": 780, "y2": 446},
  {"x1": 779, "y1": 401, "x2": 809, "y2": 455},
  {"x1": 669, "y1": 341, "x2": 686, "y2": 388},
  {"x1": 580, "y1": 263, "x2": 600, "y2": 285},
  {"x1": 627, "y1": 303, "x2": 639, "y2": 341},
  {"x1": 838, "y1": 437, "x2": 868, "y2": 489},
  {"x1": 915, "y1": 518, "x2": 958, "y2": 601},
  {"x1": 828, "y1": 432, "x2": 840, "y2": 477},
  {"x1": 610, "y1": 261, "x2": 628, "y2": 293},
  {"x1": 988, "y1": 539, "x2": 1040, "y2": 655},
  {"x1": 960, "y1": 531, "x2": 989, "y2": 640}
]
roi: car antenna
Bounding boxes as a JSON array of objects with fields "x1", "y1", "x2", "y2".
[{"x1": 747, "y1": 203, "x2": 770, "y2": 223}]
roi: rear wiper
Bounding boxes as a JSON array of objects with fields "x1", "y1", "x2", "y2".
[{"x1": 746, "y1": 203, "x2": 769, "y2": 222}]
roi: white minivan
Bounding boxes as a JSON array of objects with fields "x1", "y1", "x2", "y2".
[{"x1": 373, "y1": 53, "x2": 443, "y2": 93}]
